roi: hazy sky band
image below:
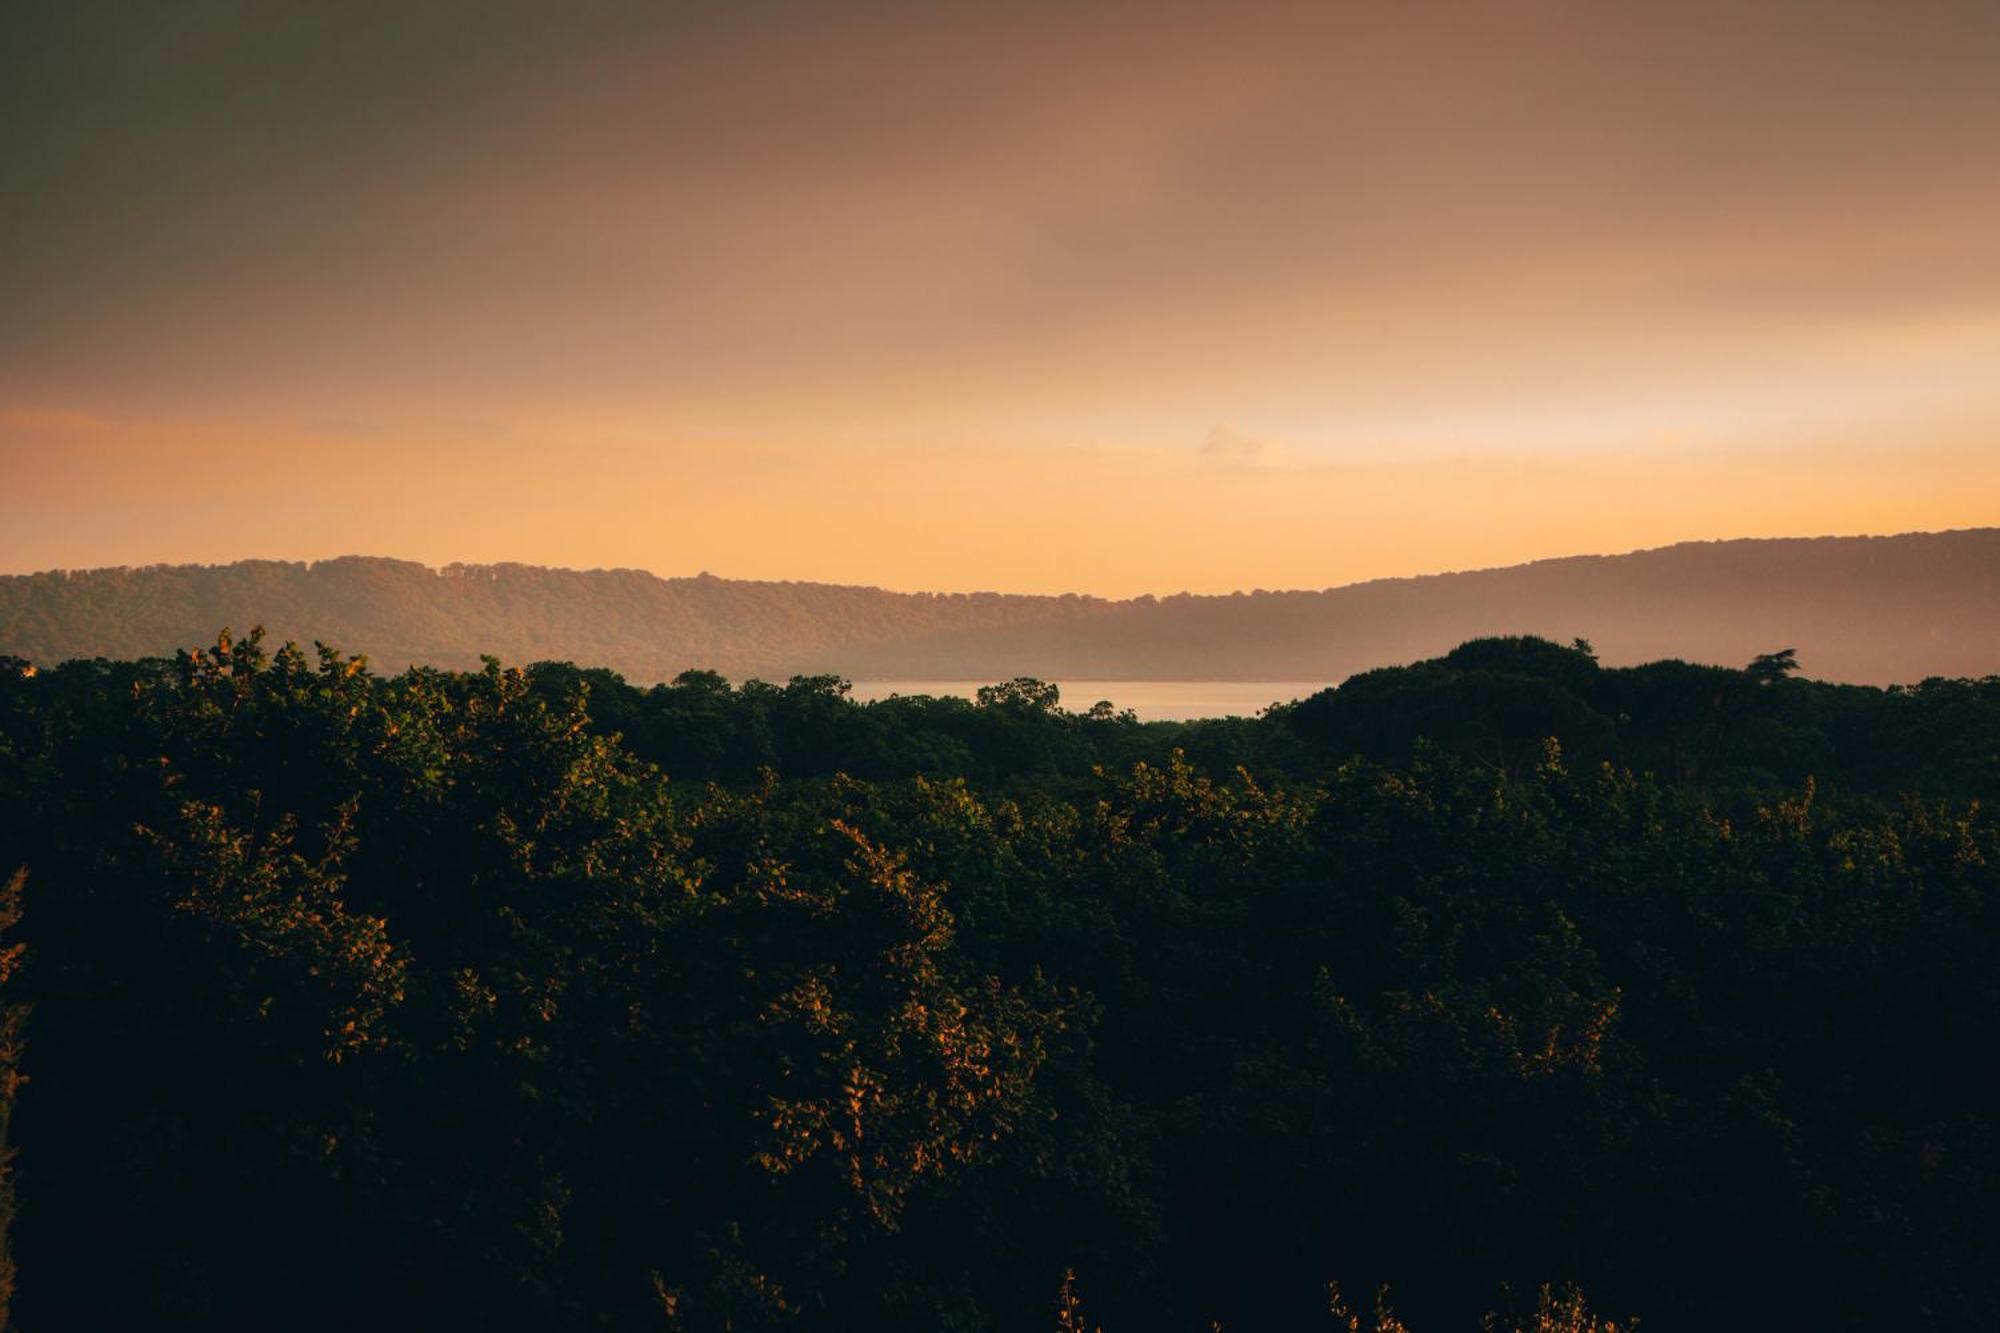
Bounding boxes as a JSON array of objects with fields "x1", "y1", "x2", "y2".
[{"x1": 5, "y1": 0, "x2": 1998, "y2": 593}]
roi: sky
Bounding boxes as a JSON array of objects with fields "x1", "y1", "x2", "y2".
[{"x1": 4, "y1": 0, "x2": 1998, "y2": 596}]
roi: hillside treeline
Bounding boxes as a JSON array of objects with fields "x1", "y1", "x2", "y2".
[
  {"x1": 527, "y1": 635, "x2": 2000, "y2": 802},
  {"x1": 0, "y1": 634, "x2": 1994, "y2": 1329},
  {"x1": 4, "y1": 526, "x2": 1997, "y2": 684},
  {"x1": 836, "y1": 528, "x2": 2000, "y2": 685},
  {"x1": 0, "y1": 557, "x2": 1108, "y2": 682}
]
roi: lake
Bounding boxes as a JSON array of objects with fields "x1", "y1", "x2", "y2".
[{"x1": 847, "y1": 680, "x2": 1329, "y2": 722}]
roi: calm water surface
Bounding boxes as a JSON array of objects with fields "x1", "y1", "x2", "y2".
[{"x1": 847, "y1": 680, "x2": 1327, "y2": 722}]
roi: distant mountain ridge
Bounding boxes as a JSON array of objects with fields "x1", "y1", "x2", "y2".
[{"x1": 2, "y1": 529, "x2": 1996, "y2": 686}]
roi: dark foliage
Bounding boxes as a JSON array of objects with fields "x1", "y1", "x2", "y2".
[{"x1": 0, "y1": 633, "x2": 1994, "y2": 1329}]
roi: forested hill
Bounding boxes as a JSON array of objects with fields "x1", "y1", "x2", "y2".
[
  {"x1": 0, "y1": 558, "x2": 1109, "y2": 682},
  {"x1": 835, "y1": 527, "x2": 2000, "y2": 684},
  {"x1": 3, "y1": 527, "x2": 1997, "y2": 684}
]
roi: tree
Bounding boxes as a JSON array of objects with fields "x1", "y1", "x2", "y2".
[
  {"x1": 976, "y1": 678, "x2": 1062, "y2": 714},
  {"x1": 0, "y1": 868, "x2": 23, "y2": 1332},
  {"x1": 1746, "y1": 648, "x2": 1800, "y2": 685}
]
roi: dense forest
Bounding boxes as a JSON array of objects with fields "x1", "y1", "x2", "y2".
[
  {"x1": 4, "y1": 527, "x2": 1997, "y2": 684},
  {"x1": 0, "y1": 631, "x2": 1995, "y2": 1329}
]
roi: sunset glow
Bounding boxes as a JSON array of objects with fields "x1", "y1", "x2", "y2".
[{"x1": 6, "y1": 0, "x2": 1998, "y2": 592}]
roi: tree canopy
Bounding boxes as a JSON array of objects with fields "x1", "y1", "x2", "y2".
[{"x1": 0, "y1": 633, "x2": 1993, "y2": 1328}]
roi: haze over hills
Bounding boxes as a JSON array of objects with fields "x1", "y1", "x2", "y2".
[{"x1": 1, "y1": 528, "x2": 1996, "y2": 687}]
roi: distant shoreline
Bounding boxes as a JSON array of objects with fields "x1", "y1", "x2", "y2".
[{"x1": 4, "y1": 528, "x2": 1996, "y2": 688}]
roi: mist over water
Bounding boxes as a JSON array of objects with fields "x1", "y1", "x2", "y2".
[{"x1": 849, "y1": 680, "x2": 1326, "y2": 722}]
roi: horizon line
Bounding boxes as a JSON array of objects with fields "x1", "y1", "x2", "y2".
[{"x1": 4, "y1": 523, "x2": 1994, "y2": 603}]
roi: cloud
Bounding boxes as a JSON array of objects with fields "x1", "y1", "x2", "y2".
[
  {"x1": 301, "y1": 418, "x2": 387, "y2": 440},
  {"x1": 0, "y1": 408, "x2": 109, "y2": 435},
  {"x1": 1199, "y1": 423, "x2": 1286, "y2": 465}
]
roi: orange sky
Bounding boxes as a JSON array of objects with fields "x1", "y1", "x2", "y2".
[{"x1": 4, "y1": 0, "x2": 1998, "y2": 595}]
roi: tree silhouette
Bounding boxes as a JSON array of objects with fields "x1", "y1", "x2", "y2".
[{"x1": 1747, "y1": 647, "x2": 1800, "y2": 684}]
